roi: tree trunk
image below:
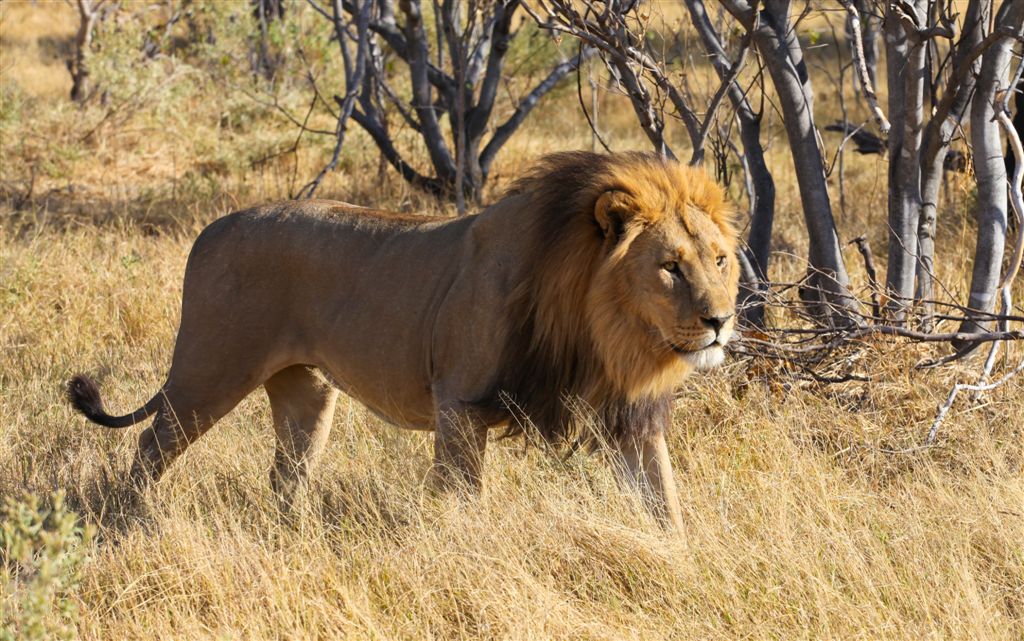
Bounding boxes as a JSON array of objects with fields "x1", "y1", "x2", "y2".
[
  {"x1": 752, "y1": 0, "x2": 858, "y2": 322},
  {"x1": 69, "y1": 0, "x2": 100, "y2": 103},
  {"x1": 954, "y1": 0, "x2": 1024, "y2": 349},
  {"x1": 252, "y1": 0, "x2": 286, "y2": 81},
  {"x1": 683, "y1": 0, "x2": 775, "y2": 328},
  {"x1": 915, "y1": 0, "x2": 986, "y2": 328},
  {"x1": 882, "y1": 0, "x2": 926, "y2": 320}
]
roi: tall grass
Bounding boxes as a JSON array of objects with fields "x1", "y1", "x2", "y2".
[{"x1": 2, "y1": 1, "x2": 1022, "y2": 639}]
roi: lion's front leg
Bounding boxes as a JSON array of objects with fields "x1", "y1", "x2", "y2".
[
  {"x1": 429, "y1": 402, "x2": 490, "y2": 493},
  {"x1": 612, "y1": 430, "x2": 685, "y2": 532}
]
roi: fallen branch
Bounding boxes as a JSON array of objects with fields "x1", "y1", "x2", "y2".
[{"x1": 926, "y1": 357, "x2": 1024, "y2": 445}]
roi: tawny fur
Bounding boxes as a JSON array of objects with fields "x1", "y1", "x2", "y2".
[
  {"x1": 492, "y1": 152, "x2": 739, "y2": 443},
  {"x1": 67, "y1": 151, "x2": 739, "y2": 520}
]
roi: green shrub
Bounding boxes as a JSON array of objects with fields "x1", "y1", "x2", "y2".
[{"x1": 1, "y1": 492, "x2": 93, "y2": 641}]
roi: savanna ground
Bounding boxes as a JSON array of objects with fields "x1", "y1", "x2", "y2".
[{"x1": 1, "y1": 2, "x2": 1022, "y2": 639}]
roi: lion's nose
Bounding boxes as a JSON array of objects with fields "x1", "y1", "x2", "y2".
[{"x1": 701, "y1": 314, "x2": 733, "y2": 334}]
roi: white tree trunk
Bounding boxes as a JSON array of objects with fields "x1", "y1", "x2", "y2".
[
  {"x1": 954, "y1": 0, "x2": 1024, "y2": 349},
  {"x1": 882, "y1": 0, "x2": 927, "y2": 319}
]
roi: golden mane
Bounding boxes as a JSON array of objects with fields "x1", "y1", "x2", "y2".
[{"x1": 488, "y1": 151, "x2": 734, "y2": 445}]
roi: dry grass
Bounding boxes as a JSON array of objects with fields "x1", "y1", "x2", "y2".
[{"x1": 2, "y1": 2, "x2": 1023, "y2": 639}]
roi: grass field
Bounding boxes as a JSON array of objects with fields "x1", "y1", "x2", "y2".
[{"x1": 2, "y1": 2, "x2": 1023, "y2": 639}]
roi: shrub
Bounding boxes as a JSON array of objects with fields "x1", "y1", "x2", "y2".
[{"x1": 1, "y1": 492, "x2": 93, "y2": 641}]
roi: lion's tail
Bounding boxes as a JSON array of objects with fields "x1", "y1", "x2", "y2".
[{"x1": 66, "y1": 374, "x2": 162, "y2": 428}]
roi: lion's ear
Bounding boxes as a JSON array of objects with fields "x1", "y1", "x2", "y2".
[{"x1": 594, "y1": 190, "x2": 633, "y2": 242}]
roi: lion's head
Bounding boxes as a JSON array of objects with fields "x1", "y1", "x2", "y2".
[{"x1": 495, "y1": 151, "x2": 740, "y2": 442}]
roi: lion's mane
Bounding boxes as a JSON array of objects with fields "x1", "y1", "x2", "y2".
[{"x1": 484, "y1": 151, "x2": 733, "y2": 446}]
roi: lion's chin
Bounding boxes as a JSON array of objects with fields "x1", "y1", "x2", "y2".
[{"x1": 680, "y1": 345, "x2": 725, "y2": 371}]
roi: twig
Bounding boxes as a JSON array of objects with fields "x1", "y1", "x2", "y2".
[
  {"x1": 838, "y1": 0, "x2": 890, "y2": 134},
  {"x1": 577, "y1": 43, "x2": 611, "y2": 153},
  {"x1": 849, "y1": 235, "x2": 880, "y2": 319},
  {"x1": 926, "y1": 357, "x2": 1024, "y2": 445}
]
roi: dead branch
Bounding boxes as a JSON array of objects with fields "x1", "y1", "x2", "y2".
[
  {"x1": 849, "y1": 236, "x2": 880, "y2": 319},
  {"x1": 838, "y1": 0, "x2": 890, "y2": 134},
  {"x1": 926, "y1": 357, "x2": 1024, "y2": 445}
]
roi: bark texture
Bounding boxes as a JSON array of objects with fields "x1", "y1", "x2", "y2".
[{"x1": 955, "y1": 0, "x2": 1024, "y2": 348}]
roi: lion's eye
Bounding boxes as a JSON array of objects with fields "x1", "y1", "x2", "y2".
[
  {"x1": 662, "y1": 261, "x2": 679, "y2": 273},
  {"x1": 716, "y1": 255, "x2": 727, "y2": 269}
]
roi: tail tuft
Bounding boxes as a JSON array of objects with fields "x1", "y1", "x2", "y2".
[
  {"x1": 67, "y1": 374, "x2": 105, "y2": 420},
  {"x1": 66, "y1": 373, "x2": 158, "y2": 428}
]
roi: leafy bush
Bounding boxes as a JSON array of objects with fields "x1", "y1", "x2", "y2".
[{"x1": 1, "y1": 492, "x2": 93, "y2": 641}]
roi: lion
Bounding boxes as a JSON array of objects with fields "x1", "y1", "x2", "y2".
[{"x1": 67, "y1": 151, "x2": 739, "y2": 529}]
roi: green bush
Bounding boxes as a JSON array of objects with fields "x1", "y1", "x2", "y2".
[{"x1": 1, "y1": 492, "x2": 93, "y2": 641}]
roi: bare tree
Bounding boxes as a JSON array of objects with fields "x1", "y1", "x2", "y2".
[
  {"x1": 721, "y1": 0, "x2": 859, "y2": 322},
  {"x1": 68, "y1": 0, "x2": 114, "y2": 103},
  {"x1": 840, "y1": 0, "x2": 1022, "y2": 342},
  {"x1": 955, "y1": 0, "x2": 1024, "y2": 349},
  {"x1": 302, "y1": 0, "x2": 590, "y2": 202}
]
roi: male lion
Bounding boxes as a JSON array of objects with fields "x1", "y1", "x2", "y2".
[{"x1": 68, "y1": 151, "x2": 739, "y2": 528}]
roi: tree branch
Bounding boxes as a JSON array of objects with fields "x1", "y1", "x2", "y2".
[
  {"x1": 839, "y1": 0, "x2": 890, "y2": 134},
  {"x1": 480, "y1": 47, "x2": 594, "y2": 175}
]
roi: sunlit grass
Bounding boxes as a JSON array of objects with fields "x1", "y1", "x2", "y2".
[{"x1": 2, "y1": 1, "x2": 1023, "y2": 639}]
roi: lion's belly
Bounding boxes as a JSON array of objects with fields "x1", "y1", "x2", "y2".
[
  {"x1": 297, "y1": 230, "x2": 461, "y2": 431},
  {"x1": 318, "y1": 366, "x2": 436, "y2": 430}
]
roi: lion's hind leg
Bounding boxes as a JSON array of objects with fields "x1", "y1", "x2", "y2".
[
  {"x1": 129, "y1": 372, "x2": 259, "y2": 491},
  {"x1": 264, "y1": 365, "x2": 338, "y2": 513}
]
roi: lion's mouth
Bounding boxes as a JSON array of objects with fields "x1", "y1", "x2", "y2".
[
  {"x1": 668, "y1": 339, "x2": 727, "y2": 371},
  {"x1": 668, "y1": 340, "x2": 720, "y2": 355}
]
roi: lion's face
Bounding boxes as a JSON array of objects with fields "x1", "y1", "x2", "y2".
[
  {"x1": 584, "y1": 170, "x2": 739, "y2": 399},
  {"x1": 621, "y1": 209, "x2": 739, "y2": 371}
]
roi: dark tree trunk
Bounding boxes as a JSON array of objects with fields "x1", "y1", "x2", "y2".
[{"x1": 748, "y1": 0, "x2": 858, "y2": 322}]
